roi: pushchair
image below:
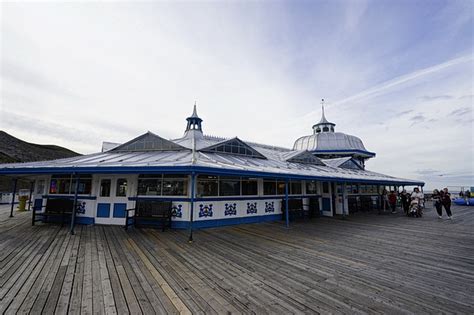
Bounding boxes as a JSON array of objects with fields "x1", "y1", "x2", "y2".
[{"x1": 408, "y1": 199, "x2": 423, "y2": 217}]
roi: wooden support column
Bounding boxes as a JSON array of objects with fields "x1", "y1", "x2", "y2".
[
  {"x1": 70, "y1": 174, "x2": 80, "y2": 235},
  {"x1": 188, "y1": 172, "x2": 196, "y2": 243},
  {"x1": 10, "y1": 178, "x2": 17, "y2": 218},
  {"x1": 285, "y1": 179, "x2": 289, "y2": 229}
]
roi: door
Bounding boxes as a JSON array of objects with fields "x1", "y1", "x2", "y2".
[
  {"x1": 321, "y1": 182, "x2": 333, "y2": 216},
  {"x1": 96, "y1": 176, "x2": 131, "y2": 225}
]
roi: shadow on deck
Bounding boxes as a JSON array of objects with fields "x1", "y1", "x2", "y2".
[{"x1": 1, "y1": 205, "x2": 474, "y2": 314}]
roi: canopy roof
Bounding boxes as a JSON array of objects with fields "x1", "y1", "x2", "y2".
[{"x1": 0, "y1": 134, "x2": 422, "y2": 186}]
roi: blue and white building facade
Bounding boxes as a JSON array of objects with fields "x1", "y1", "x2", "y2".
[{"x1": 0, "y1": 105, "x2": 424, "y2": 228}]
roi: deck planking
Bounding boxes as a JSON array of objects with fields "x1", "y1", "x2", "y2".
[{"x1": 1, "y1": 204, "x2": 473, "y2": 314}]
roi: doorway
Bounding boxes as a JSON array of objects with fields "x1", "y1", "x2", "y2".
[{"x1": 95, "y1": 176, "x2": 132, "y2": 225}]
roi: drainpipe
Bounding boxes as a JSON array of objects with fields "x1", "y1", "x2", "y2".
[
  {"x1": 188, "y1": 172, "x2": 196, "y2": 243},
  {"x1": 10, "y1": 178, "x2": 18, "y2": 218},
  {"x1": 285, "y1": 179, "x2": 289, "y2": 229},
  {"x1": 70, "y1": 173, "x2": 80, "y2": 235}
]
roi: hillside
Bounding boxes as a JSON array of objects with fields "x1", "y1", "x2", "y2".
[
  {"x1": 0, "y1": 131, "x2": 81, "y2": 191},
  {"x1": 0, "y1": 131, "x2": 79, "y2": 163}
]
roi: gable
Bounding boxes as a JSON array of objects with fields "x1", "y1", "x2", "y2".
[
  {"x1": 111, "y1": 132, "x2": 187, "y2": 152},
  {"x1": 285, "y1": 151, "x2": 325, "y2": 166},
  {"x1": 200, "y1": 137, "x2": 267, "y2": 159}
]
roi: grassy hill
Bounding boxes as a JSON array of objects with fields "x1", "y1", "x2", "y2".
[{"x1": 0, "y1": 131, "x2": 81, "y2": 191}]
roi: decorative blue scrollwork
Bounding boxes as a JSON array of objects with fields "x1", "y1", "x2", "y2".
[
  {"x1": 224, "y1": 203, "x2": 237, "y2": 216},
  {"x1": 199, "y1": 204, "x2": 213, "y2": 217},
  {"x1": 247, "y1": 202, "x2": 258, "y2": 214},
  {"x1": 171, "y1": 204, "x2": 183, "y2": 218},
  {"x1": 76, "y1": 201, "x2": 86, "y2": 214},
  {"x1": 264, "y1": 201, "x2": 275, "y2": 213}
]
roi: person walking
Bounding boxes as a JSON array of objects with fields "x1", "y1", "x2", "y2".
[
  {"x1": 432, "y1": 189, "x2": 443, "y2": 219},
  {"x1": 441, "y1": 188, "x2": 452, "y2": 219},
  {"x1": 465, "y1": 190, "x2": 471, "y2": 206},
  {"x1": 400, "y1": 189, "x2": 410, "y2": 215},
  {"x1": 388, "y1": 190, "x2": 397, "y2": 214}
]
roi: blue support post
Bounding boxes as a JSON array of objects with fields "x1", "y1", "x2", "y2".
[
  {"x1": 10, "y1": 178, "x2": 17, "y2": 218},
  {"x1": 285, "y1": 179, "x2": 289, "y2": 228},
  {"x1": 188, "y1": 172, "x2": 196, "y2": 243},
  {"x1": 70, "y1": 174, "x2": 80, "y2": 235}
]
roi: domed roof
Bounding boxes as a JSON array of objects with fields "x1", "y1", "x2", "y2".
[
  {"x1": 293, "y1": 132, "x2": 368, "y2": 152},
  {"x1": 293, "y1": 101, "x2": 375, "y2": 158}
]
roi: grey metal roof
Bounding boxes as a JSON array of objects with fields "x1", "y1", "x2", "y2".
[
  {"x1": 0, "y1": 143, "x2": 421, "y2": 185},
  {"x1": 293, "y1": 132, "x2": 372, "y2": 154}
]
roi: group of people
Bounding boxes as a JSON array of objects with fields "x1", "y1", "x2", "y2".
[
  {"x1": 382, "y1": 187, "x2": 453, "y2": 219},
  {"x1": 432, "y1": 188, "x2": 453, "y2": 219}
]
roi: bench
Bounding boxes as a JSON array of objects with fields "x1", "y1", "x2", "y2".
[
  {"x1": 125, "y1": 200, "x2": 172, "y2": 231},
  {"x1": 32, "y1": 198, "x2": 74, "y2": 226},
  {"x1": 281, "y1": 198, "x2": 304, "y2": 221}
]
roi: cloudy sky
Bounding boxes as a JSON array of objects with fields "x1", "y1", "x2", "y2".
[{"x1": 1, "y1": 0, "x2": 472, "y2": 190}]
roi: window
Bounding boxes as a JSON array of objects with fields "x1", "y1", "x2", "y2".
[
  {"x1": 219, "y1": 176, "x2": 241, "y2": 196},
  {"x1": 100, "y1": 179, "x2": 111, "y2": 197},
  {"x1": 360, "y1": 185, "x2": 367, "y2": 194},
  {"x1": 162, "y1": 175, "x2": 187, "y2": 196},
  {"x1": 202, "y1": 138, "x2": 266, "y2": 159},
  {"x1": 138, "y1": 175, "x2": 162, "y2": 195},
  {"x1": 242, "y1": 177, "x2": 258, "y2": 195},
  {"x1": 49, "y1": 176, "x2": 71, "y2": 194},
  {"x1": 323, "y1": 127, "x2": 329, "y2": 132},
  {"x1": 306, "y1": 181, "x2": 318, "y2": 194},
  {"x1": 346, "y1": 183, "x2": 359, "y2": 194},
  {"x1": 263, "y1": 180, "x2": 277, "y2": 195},
  {"x1": 116, "y1": 178, "x2": 127, "y2": 197},
  {"x1": 316, "y1": 128, "x2": 321, "y2": 133},
  {"x1": 138, "y1": 174, "x2": 188, "y2": 196},
  {"x1": 36, "y1": 180, "x2": 45, "y2": 194},
  {"x1": 323, "y1": 182, "x2": 329, "y2": 194},
  {"x1": 290, "y1": 181, "x2": 302, "y2": 195},
  {"x1": 277, "y1": 181, "x2": 286, "y2": 195},
  {"x1": 49, "y1": 175, "x2": 92, "y2": 195},
  {"x1": 197, "y1": 175, "x2": 218, "y2": 197}
]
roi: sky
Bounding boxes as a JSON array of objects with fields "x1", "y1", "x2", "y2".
[{"x1": 1, "y1": 0, "x2": 473, "y2": 190}]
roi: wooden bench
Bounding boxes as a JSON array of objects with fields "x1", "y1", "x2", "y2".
[
  {"x1": 281, "y1": 198, "x2": 304, "y2": 221},
  {"x1": 125, "y1": 200, "x2": 172, "y2": 231},
  {"x1": 32, "y1": 198, "x2": 74, "y2": 226}
]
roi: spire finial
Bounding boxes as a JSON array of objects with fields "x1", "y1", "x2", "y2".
[{"x1": 321, "y1": 98, "x2": 325, "y2": 118}]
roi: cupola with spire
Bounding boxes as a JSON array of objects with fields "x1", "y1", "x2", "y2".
[
  {"x1": 185, "y1": 103, "x2": 203, "y2": 133},
  {"x1": 312, "y1": 99, "x2": 335, "y2": 134}
]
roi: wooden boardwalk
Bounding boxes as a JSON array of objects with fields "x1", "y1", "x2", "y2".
[{"x1": 1, "y1": 205, "x2": 474, "y2": 314}]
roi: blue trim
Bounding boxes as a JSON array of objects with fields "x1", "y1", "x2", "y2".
[
  {"x1": 97, "y1": 203, "x2": 110, "y2": 217},
  {"x1": 113, "y1": 203, "x2": 127, "y2": 218},
  {"x1": 128, "y1": 195, "x2": 322, "y2": 202},
  {"x1": 311, "y1": 149, "x2": 376, "y2": 157},
  {"x1": 166, "y1": 214, "x2": 281, "y2": 229},
  {"x1": 76, "y1": 216, "x2": 95, "y2": 224},
  {"x1": 43, "y1": 195, "x2": 97, "y2": 200},
  {"x1": 0, "y1": 165, "x2": 423, "y2": 186}
]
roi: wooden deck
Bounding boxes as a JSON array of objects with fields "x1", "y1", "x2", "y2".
[{"x1": 1, "y1": 205, "x2": 474, "y2": 314}]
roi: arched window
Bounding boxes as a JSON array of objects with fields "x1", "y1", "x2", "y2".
[
  {"x1": 323, "y1": 127, "x2": 329, "y2": 132},
  {"x1": 316, "y1": 128, "x2": 321, "y2": 133}
]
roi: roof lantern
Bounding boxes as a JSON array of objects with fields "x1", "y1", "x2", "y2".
[
  {"x1": 185, "y1": 102, "x2": 203, "y2": 133},
  {"x1": 312, "y1": 99, "x2": 335, "y2": 134}
]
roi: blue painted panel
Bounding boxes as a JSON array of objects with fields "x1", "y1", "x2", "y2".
[
  {"x1": 113, "y1": 203, "x2": 127, "y2": 218},
  {"x1": 97, "y1": 203, "x2": 110, "y2": 218},
  {"x1": 322, "y1": 198, "x2": 331, "y2": 212},
  {"x1": 34, "y1": 198, "x2": 43, "y2": 210},
  {"x1": 135, "y1": 214, "x2": 281, "y2": 229}
]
